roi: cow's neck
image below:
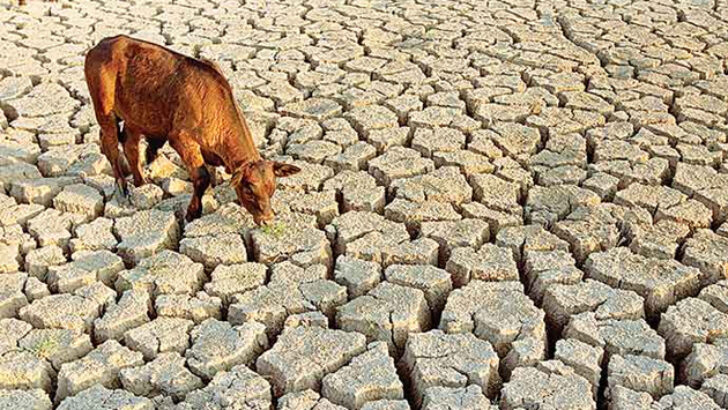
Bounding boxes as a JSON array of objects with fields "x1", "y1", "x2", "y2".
[{"x1": 221, "y1": 116, "x2": 261, "y2": 172}]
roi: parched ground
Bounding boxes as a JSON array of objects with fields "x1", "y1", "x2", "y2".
[{"x1": 1, "y1": 0, "x2": 728, "y2": 408}]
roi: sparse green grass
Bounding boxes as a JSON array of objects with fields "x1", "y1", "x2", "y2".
[
  {"x1": 260, "y1": 222, "x2": 286, "y2": 238},
  {"x1": 25, "y1": 338, "x2": 58, "y2": 359}
]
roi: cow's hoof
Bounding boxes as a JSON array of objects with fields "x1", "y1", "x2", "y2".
[
  {"x1": 185, "y1": 206, "x2": 202, "y2": 222},
  {"x1": 133, "y1": 176, "x2": 149, "y2": 187},
  {"x1": 117, "y1": 179, "x2": 129, "y2": 199}
]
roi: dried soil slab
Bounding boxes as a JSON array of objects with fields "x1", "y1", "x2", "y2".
[
  {"x1": 368, "y1": 147, "x2": 435, "y2": 186},
  {"x1": 608, "y1": 385, "x2": 655, "y2": 409},
  {"x1": 9, "y1": 177, "x2": 77, "y2": 207},
  {"x1": 585, "y1": 247, "x2": 701, "y2": 320},
  {"x1": 55, "y1": 340, "x2": 144, "y2": 402},
  {"x1": 607, "y1": 354, "x2": 674, "y2": 400},
  {"x1": 433, "y1": 150, "x2": 494, "y2": 177},
  {"x1": 123, "y1": 317, "x2": 193, "y2": 361},
  {"x1": 1, "y1": 82, "x2": 78, "y2": 119},
  {"x1": 0, "y1": 350, "x2": 55, "y2": 393},
  {"x1": 555, "y1": 338, "x2": 603, "y2": 396},
  {"x1": 120, "y1": 352, "x2": 203, "y2": 401},
  {"x1": 274, "y1": 190, "x2": 340, "y2": 227},
  {"x1": 361, "y1": 399, "x2": 410, "y2": 410},
  {"x1": 179, "y1": 233, "x2": 247, "y2": 271},
  {"x1": 282, "y1": 98, "x2": 343, "y2": 121},
  {"x1": 656, "y1": 385, "x2": 720, "y2": 410},
  {"x1": 698, "y1": 280, "x2": 728, "y2": 314},
  {"x1": 420, "y1": 218, "x2": 489, "y2": 265},
  {"x1": 327, "y1": 211, "x2": 409, "y2": 260},
  {"x1": 229, "y1": 263, "x2": 346, "y2": 338},
  {"x1": 468, "y1": 173, "x2": 521, "y2": 216},
  {"x1": 682, "y1": 341, "x2": 728, "y2": 387},
  {"x1": 154, "y1": 292, "x2": 222, "y2": 324},
  {"x1": 445, "y1": 243, "x2": 518, "y2": 287},
  {"x1": 439, "y1": 281, "x2": 546, "y2": 376},
  {"x1": 114, "y1": 210, "x2": 180, "y2": 265},
  {"x1": 177, "y1": 364, "x2": 272, "y2": 410},
  {"x1": 275, "y1": 161, "x2": 334, "y2": 193},
  {"x1": 384, "y1": 200, "x2": 461, "y2": 232},
  {"x1": 365, "y1": 127, "x2": 411, "y2": 154},
  {"x1": 614, "y1": 183, "x2": 686, "y2": 215},
  {"x1": 323, "y1": 171, "x2": 385, "y2": 213},
  {"x1": 0, "y1": 245, "x2": 20, "y2": 275},
  {"x1": 47, "y1": 250, "x2": 124, "y2": 293},
  {"x1": 384, "y1": 264, "x2": 452, "y2": 315},
  {"x1": 333, "y1": 256, "x2": 382, "y2": 299},
  {"x1": 0, "y1": 389, "x2": 51, "y2": 410},
  {"x1": 655, "y1": 199, "x2": 713, "y2": 231},
  {"x1": 411, "y1": 128, "x2": 466, "y2": 158},
  {"x1": 336, "y1": 281, "x2": 430, "y2": 354},
  {"x1": 523, "y1": 250, "x2": 583, "y2": 303},
  {"x1": 182, "y1": 203, "x2": 255, "y2": 238},
  {"x1": 525, "y1": 185, "x2": 600, "y2": 226},
  {"x1": 0, "y1": 273, "x2": 29, "y2": 319},
  {"x1": 658, "y1": 298, "x2": 728, "y2": 361},
  {"x1": 389, "y1": 166, "x2": 471, "y2": 205},
  {"x1": 564, "y1": 313, "x2": 666, "y2": 361},
  {"x1": 702, "y1": 374, "x2": 728, "y2": 408},
  {"x1": 0, "y1": 202, "x2": 44, "y2": 230},
  {"x1": 278, "y1": 389, "x2": 347, "y2": 410},
  {"x1": 401, "y1": 330, "x2": 500, "y2": 404},
  {"x1": 321, "y1": 342, "x2": 404, "y2": 409},
  {"x1": 203, "y1": 263, "x2": 267, "y2": 306},
  {"x1": 19, "y1": 293, "x2": 100, "y2": 333},
  {"x1": 495, "y1": 225, "x2": 569, "y2": 264},
  {"x1": 186, "y1": 318, "x2": 268, "y2": 381},
  {"x1": 17, "y1": 328, "x2": 93, "y2": 371},
  {"x1": 256, "y1": 326, "x2": 367, "y2": 397},
  {"x1": 249, "y1": 213, "x2": 331, "y2": 267},
  {"x1": 56, "y1": 384, "x2": 152, "y2": 410},
  {"x1": 344, "y1": 105, "x2": 398, "y2": 136},
  {"x1": 551, "y1": 205, "x2": 620, "y2": 263},
  {"x1": 27, "y1": 208, "x2": 84, "y2": 251},
  {"x1": 421, "y1": 385, "x2": 490, "y2": 410},
  {"x1": 93, "y1": 289, "x2": 151, "y2": 343},
  {"x1": 629, "y1": 219, "x2": 690, "y2": 260},
  {"x1": 682, "y1": 230, "x2": 728, "y2": 287},
  {"x1": 52, "y1": 184, "x2": 104, "y2": 223},
  {"x1": 500, "y1": 364, "x2": 595, "y2": 410},
  {"x1": 542, "y1": 279, "x2": 644, "y2": 336},
  {"x1": 115, "y1": 251, "x2": 206, "y2": 298},
  {"x1": 23, "y1": 245, "x2": 63, "y2": 279}
]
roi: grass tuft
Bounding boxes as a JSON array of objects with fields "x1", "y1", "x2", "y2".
[{"x1": 261, "y1": 222, "x2": 286, "y2": 238}]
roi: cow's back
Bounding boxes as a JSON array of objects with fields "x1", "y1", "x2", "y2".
[
  {"x1": 86, "y1": 35, "x2": 244, "y2": 154},
  {"x1": 88, "y1": 36, "x2": 225, "y2": 138},
  {"x1": 111, "y1": 37, "x2": 191, "y2": 136}
]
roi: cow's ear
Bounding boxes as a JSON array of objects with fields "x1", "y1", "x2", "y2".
[
  {"x1": 231, "y1": 164, "x2": 247, "y2": 186},
  {"x1": 272, "y1": 162, "x2": 301, "y2": 177}
]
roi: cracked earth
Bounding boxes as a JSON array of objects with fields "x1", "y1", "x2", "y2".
[{"x1": 1, "y1": 0, "x2": 728, "y2": 408}]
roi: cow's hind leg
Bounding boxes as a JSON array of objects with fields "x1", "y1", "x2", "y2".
[
  {"x1": 122, "y1": 127, "x2": 147, "y2": 187},
  {"x1": 169, "y1": 134, "x2": 209, "y2": 221}
]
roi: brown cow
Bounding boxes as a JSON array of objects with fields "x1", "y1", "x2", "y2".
[{"x1": 84, "y1": 35, "x2": 300, "y2": 224}]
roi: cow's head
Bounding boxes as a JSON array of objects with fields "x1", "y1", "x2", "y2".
[{"x1": 231, "y1": 160, "x2": 301, "y2": 226}]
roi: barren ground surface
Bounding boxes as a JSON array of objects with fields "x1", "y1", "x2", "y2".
[{"x1": 1, "y1": 0, "x2": 728, "y2": 408}]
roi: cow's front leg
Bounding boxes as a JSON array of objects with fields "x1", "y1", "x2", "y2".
[
  {"x1": 98, "y1": 116, "x2": 129, "y2": 198},
  {"x1": 169, "y1": 135, "x2": 208, "y2": 222}
]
